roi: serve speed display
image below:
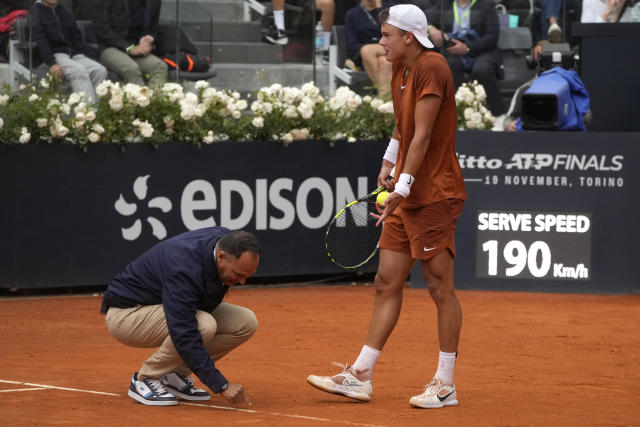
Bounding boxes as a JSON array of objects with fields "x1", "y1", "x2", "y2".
[{"x1": 475, "y1": 211, "x2": 592, "y2": 280}]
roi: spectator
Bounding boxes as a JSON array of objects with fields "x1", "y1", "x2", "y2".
[
  {"x1": 344, "y1": 0, "x2": 392, "y2": 97},
  {"x1": 582, "y1": 0, "x2": 640, "y2": 22},
  {"x1": 539, "y1": 0, "x2": 563, "y2": 42},
  {"x1": 264, "y1": 0, "x2": 335, "y2": 54},
  {"x1": 426, "y1": 0, "x2": 505, "y2": 115},
  {"x1": 92, "y1": 0, "x2": 167, "y2": 87},
  {"x1": 30, "y1": 0, "x2": 107, "y2": 103}
]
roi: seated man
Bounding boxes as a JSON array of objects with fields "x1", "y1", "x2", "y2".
[
  {"x1": 345, "y1": 0, "x2": 392, "y2": 97},
  {"x1": 264, "y1": 0, "x2": 335, "y2": 55},
  {"x1": 30, "y1": 0, "x2": 107, "y2": 103},
  {"x1": 426, "y1": 0, "x2": 505, "y2": 115},
  {"x1": 92, "y1": 0, "x2": 167, "y2": 86}
]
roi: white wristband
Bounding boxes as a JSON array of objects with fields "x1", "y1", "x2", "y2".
[
  {"x1": 394, "y1": 173, "x2": 415, "y2": 198},
  {"x1": 382, "y1": 138, "x2": 399, "y2": 164}
]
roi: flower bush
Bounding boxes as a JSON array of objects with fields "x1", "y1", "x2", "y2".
[
  {"x1": 0, "y1": 79, "x2": 396, "y2": 150},
  {"x1": 455, "y1": 81, "x2": 495, "y2": 130}
]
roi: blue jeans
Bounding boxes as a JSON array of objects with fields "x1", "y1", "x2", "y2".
[{"x1": 540, "y1": 0, "x2": 562, "y2": 36}]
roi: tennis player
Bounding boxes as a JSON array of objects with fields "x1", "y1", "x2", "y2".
[{"x1": 307, "y1": 4, "x2": 467, "y2": 409}]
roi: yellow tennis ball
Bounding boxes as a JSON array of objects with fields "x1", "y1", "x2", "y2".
[{"x1": 376, "y1": 191, "x2": 390, "y2": 206}]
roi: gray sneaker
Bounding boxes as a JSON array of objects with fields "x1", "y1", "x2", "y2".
[
  {"x1": 128, "y1": 372, "x2": 178, "y2": 406},
  {"x1": 162, "y1": 372, "x2": 210, "y2": 401},
  {"x1": 307, "y1": 362, "x2": 372, "y2": 402}
]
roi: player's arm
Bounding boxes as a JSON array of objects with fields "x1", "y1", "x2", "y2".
[
  {"x1": 375, "y1": 95, "x2": 441, "y2": 226},
  {"x1": 378, "y1": 126, "x2": 401, "y2": 189}
]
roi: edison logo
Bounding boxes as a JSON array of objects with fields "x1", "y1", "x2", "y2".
[{"x1": 114, "y1": 175, "x2": 173, "y2": 241}]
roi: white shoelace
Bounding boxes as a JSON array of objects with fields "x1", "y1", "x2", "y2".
[{"x1": 145, "y1": 378, "x2": 169, "y2": 395}]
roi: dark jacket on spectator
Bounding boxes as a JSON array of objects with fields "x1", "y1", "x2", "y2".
[
  {"x1": 91, "y1": 0, "x2": 161, "y2": 54},
  {"x1": 345, "y1": 5, "x2": 383, "y2": 58},
  {"x1": 29, "y1": 1, "x2": 92, "y2": 67},
  {"x1": 426, "y1": 0, "x2": 500, "y2": 58}
]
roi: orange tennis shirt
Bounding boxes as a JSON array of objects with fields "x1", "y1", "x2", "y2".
[{"x1": 391, "y1": 50, "x2": 467, "y2": 209}]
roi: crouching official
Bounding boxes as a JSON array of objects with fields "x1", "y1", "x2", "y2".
[{"x1": 101, "y1": 227, "x2": 260, "y2": 406}]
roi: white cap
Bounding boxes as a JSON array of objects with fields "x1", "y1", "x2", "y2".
[{"x1": 386, "y1": 4, "x2": 434, "y2": 49}]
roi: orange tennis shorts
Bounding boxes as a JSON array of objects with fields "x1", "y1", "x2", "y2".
[{"x1": 378, "y1": 198, "x2": 464, "y2": 260}]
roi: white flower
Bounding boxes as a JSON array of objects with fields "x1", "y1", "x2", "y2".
[
  {"x1": 19, "y1": 127, "x2": 31, "y2": 143},
  {"x1": 203, "y1": 130, "x2": 214, "y2": 144},
  {"x1": 195, "y1": 80, "x2": 209, "y2": 90},
  {"x1": 283, "y1": 106, "x2": 298, "y2": 119},
  {"x1": 50, "y1": 119, "x2": 69, "y2": 138},
  {"x1": 252, "y1": 116, "x2": 264, "y2": 128},
  {"x1": 282, "y1": 132, "x2": 294, "y2": 143},
  {"x1": 0, "y1": 117, "x2": 3, "y2": 128},
  {"x1": 60, "y1": 104, "x2": 71, "y2": 115},
  {"x1": 28, "y1": 93, "x2": 39, "y2": 102},
  {"x1": 0, "y1": 94, "x2": 9, "y2": 106},
  {"x1": 88, "y1": 132, "x2": 101, "y2": 143},
  {"x1": 138, "y1": 120, "x2": 154, "y2": 138},
  {"x1": 68, "y1": 93, "x2": 81, "y2": 105},
  {"x1": 40, "y1": 79, "x2": 50, "y2": 89},
  {"x1": 297, "y1": 103, "x2": 313, "y2": 119},
  {"x1": 232, "y1": 110, "x2": 242, "y2": 119},
  {"x1": 290, "y1": 128, "x2": 310, "y2": 140},
  {"x1": 36, "y1": 118, "x2": 48, "y2": 128},
  {"x1": 84, "y1": 110, "x2": 96, "y2": 121},
  {"x1": 92, "y1": 123, "x2": 105, "y2": 134},
  {"x1": 471, "y1": 111, "x2": 483, "y2": 125},
  {"x1": 484, "y1": 111, "x2": 494, "y2": 123},
  {"x1": 348, "y1": 136, "x2": 357, "y2": 142},
  {"x1": 328, "y1": 97, "x2": 343, "y2": 110},
  {"x1": 378, "y1": 101, "x2": 394, "y2": 114},
  {"x1": 465, "y1": 120, "x2": 476, "y2": 129},
  {"x1": 363, "y1": 95, "x2": 372, "y2": 103},
  {"x1": 96, "y1": 81, "x2": 110, "y2": 97},
  {"x1": 136, "y1": 95, "x2": 150, "y2": 107},
  {"x1": 236, "y1": 99, "x2": 248, "y2": 110},
  {"x1": 109, "y1": 95, "x2": 123, "y2": 111},
  {"x1": 370, "y1": 98, "x2": 383, "y2": 109},
  {"x1": 464, "y1": 108, "x2": 474, "y2": 120}
]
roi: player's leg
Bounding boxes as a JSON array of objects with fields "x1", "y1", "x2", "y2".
[
  {"x1": 307, "y1": 212, "x2": 412, "y2": 401},
  {"x1": 404, "y1": 198, "x2": 464, "y2": 409}
]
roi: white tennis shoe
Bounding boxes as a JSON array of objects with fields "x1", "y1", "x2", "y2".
[
  {"x1": 409, "y1": 377, "x2": 458, "y2": 408},
  {"x1": 307, "y1": 362, "x2": 372, "y2": 402}
]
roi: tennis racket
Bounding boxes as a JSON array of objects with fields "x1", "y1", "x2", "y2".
[{"x1": 325, "y1": 168, "x2": 395, "y2": 269}]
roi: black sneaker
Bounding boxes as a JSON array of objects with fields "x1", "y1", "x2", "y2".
[
  {"x1": 128, "y1": 372, "x2": 178, "y2": 406},
  {"x1": 263, "y1": 26, "x2": 289, "y2": 45},
  {"x1": 163, "y1": 372, "x2": 210, "y2": 401}
]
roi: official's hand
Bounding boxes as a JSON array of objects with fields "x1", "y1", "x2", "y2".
[
  {"x1": 49, "y1": 64, "x2": 63, "y2": 80},
  {"x1": 371, "y1": 191, "x2": 403, "y2": 226},
  {"x1": 377, "y1": 164, "x2": 396, "y2": 191},
  {"x1": 220, "y1": 383, "x2": 252, "y2": 405},
  {"x1": 506, "y1": 120, "x2": 517, "y2": 132},
  {"x1": 446, "y1": 39, "x2": 469, "y2": 56}
]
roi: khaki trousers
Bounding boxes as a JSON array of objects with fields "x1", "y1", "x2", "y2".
[
  {"x1": 105, "y1": 302, "x2": 258, "y2": 380},
  {"x1": 99, "y1": 47, "x2": 167, "y2": 87}
]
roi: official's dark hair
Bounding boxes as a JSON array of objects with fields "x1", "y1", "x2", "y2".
[{"x1": 217, "y1": 231, "x2": 260, "y2": 258}]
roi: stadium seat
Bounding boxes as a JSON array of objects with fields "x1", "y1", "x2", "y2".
[
  {"x1": 497, "y1": 26, "x2": 536, "y2": 104},
  {"x1": 328, "y1": 25, "x2": 371, "y2": 96}
]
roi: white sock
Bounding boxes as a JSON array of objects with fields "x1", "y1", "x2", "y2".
[
  {"x1": 434, "y1": 351, "x2": 457, "y2": 384},
  {"x1": 352, "y1": 345, "x2": 380, "y2": 379},
  {"x1": 273, "y1": 10, "x2": 285, "y2": 31},
  {"x1": 322, "y1": 31, "x2": 331, "y2": 50}
]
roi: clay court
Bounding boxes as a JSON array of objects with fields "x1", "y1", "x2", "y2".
[{"x1": 1, "y1": 285, "x2": 639, "y2": 426}]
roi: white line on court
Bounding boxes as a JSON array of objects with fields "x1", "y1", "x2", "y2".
[
  {"x1": 0, "y1": 380, "x2": 119, "y2": 396},
  {"x1": 1, "y1": 380, "x2": 385, "y2": 426},
  {"x1": 0, "y1": 387, "x2": 48, "y2": 393}
]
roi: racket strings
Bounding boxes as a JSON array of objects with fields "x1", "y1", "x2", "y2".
[{"x1": 325, "y1": 197, "x2": 382, "y2": 269}]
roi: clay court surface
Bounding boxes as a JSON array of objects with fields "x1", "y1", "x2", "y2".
[{"x1": 1, "y1": 285, "x2": 639, "y2": 426}]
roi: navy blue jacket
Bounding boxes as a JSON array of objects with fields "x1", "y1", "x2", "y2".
[
  {"x1": 101, "y1": 227, "x2": 231, "y2": 393},
  {"x1": 29, "y1": 1, "x2": 92, "y2": 66},
  {"x1": 344, "y1": 5, "x2": 382, "y2": 58}
]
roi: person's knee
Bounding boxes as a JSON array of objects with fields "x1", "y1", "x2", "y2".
[
  {"x1": 374, "y1": 269, "x2": 403, "y2": 296},
  {"x1": 240, "y1": 309, "x2": 259, "y2": 336},
  {"x1": 198, "y1": 314, "x2": 218, "y2": 343},
  {"x1": 121, "y1": 64, "x2": 144, "y2": 84}
]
